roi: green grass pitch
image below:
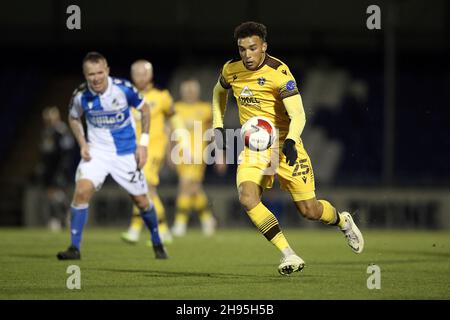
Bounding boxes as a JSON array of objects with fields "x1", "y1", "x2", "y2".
[{"x1": 0, "y1": 228, "x2": 449, "y2": 299}]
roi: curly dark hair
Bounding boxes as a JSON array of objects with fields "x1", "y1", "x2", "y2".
[{"x1": 234, "y1": 21, "x2": 267, "y2": 41}]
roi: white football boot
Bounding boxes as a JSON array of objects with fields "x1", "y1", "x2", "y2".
[
  {"x1": 278, "y1": 254, "x2": 305, "y2": 276},
  {"x1": 171, "y1": 222, "x2": 187, "y2": 237},
  {"x1": 160, "y1": 230, "x2": 174, "y2": 244},
  {"x1": 340, "y1": 212, "x2": 364, "y2": 254},
  {"x1": 120, "y1": 229, "x2": 140, "y2": 244},
  {"x1": 201, "y1": 217, "x2": 217, "y2": 237}
]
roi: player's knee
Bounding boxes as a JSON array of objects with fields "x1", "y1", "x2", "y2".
[
  {"x1": 239, "y1": 192, "x2": 259, "y2": 211},
  {"x1": 179, "y1": 180, "x2": 193, "y2": 196},
  {"x1": 191, "y1": 182, "x2": 201, "y2": 195},
  {"x1": 133, "y1": 195, "x2": 150, "y2": 210},
  {"x1": 297, "y1": 201, "x2": 321, "y2": 220},
  {"x1": 73, "y1": 183, "x2": 93, "y2": 205}
]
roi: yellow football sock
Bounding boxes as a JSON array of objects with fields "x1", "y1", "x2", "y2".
[
  {"x1": 193, "y1": 192, "x2": 213, "y2": 221},
  {"x1": 152, "y1": 194, "x2": 169, "y2": 232},
  {"x1": 247, "y1": 202, "x2": 290, "y2": 252},
  {"x1": 130, "y1": 205, "x2": 144, "y2": 232},
  {"x1": 319, "y1": 199, "x2": 346, "y2": 228},
  {"x1": 158, "y1": 222, "x2": 169, "y2": 234},
  {"x1": 199, "y1": 209, "x2": 214, "y2": 222},
  {"x1": 174, "y1": 195, "x2": 191, "y2": 224}
]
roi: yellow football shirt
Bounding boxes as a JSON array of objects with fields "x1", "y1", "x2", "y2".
[
  {"x1": 219, "y1": 54, "x2": 300, "y2": 142},
  {"x1": 174, "y1": 101, "x2": 212, "y2": 163},
  {"x1": 133, "y1": 87, "x2": 173, "y2": 153}
]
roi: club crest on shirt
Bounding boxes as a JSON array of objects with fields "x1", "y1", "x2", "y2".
[
  {"x1": 257, "y1": 77, "x2": 266, "y2": 86},
  {"x1": 112, "y1": 98, "x2": 120, "y2": 107}
]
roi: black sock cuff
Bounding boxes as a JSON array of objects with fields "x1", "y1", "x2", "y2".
[{"x1": 330, "y1": 211, "x2": 341, "y2": 226}]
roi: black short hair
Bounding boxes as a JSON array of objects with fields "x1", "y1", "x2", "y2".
[
  {"x1": 82, "y1": 51, "x2": 107, "y2": 66},
  {"x1": 234, "y1": 21, "x2": 267, "y2": 42}
]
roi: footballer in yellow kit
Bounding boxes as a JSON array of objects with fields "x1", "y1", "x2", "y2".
[
  {"x1": 221, "y1": 54, "x2": 316, "y2": 199},
  {"x1": 134, "y1": 88, "x2": 172, "y2": 186},
  {"x1": 171, "y1": 79, "x2": 218, "y2": 237},
  {"x1": 121, "y1": 60, "x2": 186, "y2": 246},
  {"x1": 175, "y1": 100, "x2": 210, "y2": 181},
  {"x1": 212, "y1": 21, "x2": 364, "y2": 275}
]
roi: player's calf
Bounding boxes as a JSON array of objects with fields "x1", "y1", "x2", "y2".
[
  {"x1": 132, "y1": 194, "x2": 152, "y2": 210},
  {"x1": 238, "y1": 182, "x2": 262, "y2": 211},
  {"x1": 294, "y1": 199, "x2": 322, "y2": 220}
]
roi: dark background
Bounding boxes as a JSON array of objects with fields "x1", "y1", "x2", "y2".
[{"x1": 0, "y1": 0, "x2": 449, "y2": 225}]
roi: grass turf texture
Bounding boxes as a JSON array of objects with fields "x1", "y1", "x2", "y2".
[{"x1": 0, "y1": 228, "x2": 449, "y2": 299}]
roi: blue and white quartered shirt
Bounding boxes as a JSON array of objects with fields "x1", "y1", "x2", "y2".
[{"x1": 69, "y1": 77, "x2": 144, "y2": 155}]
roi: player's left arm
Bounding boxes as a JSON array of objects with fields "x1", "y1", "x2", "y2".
[
  {"x1": 284, "y1": 94, "x2": 306, "y2": 143},
  {"x1": 282, "y1": 94, "x2": 306, "y2": 166},
  {"x1": 124, "y1": 81, "x2": 149, "y2": 169},
  {"x1": 275, "y1": 68, "x2": 306, "y2": 165}
]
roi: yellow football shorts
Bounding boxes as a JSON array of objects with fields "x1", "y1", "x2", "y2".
[
  {"x1": 236, "y1": 140, "x2": 316, "y2": 201},
  {"x1": 176, "y1": 163, "x2": 206, "y2": 182},
  {"x1": 143, "y1": 155, "x2": 164, "y2": 186}
]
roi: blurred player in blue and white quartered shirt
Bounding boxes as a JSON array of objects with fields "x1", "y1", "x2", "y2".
[{"x1": 57, "y1": 52, "x2": 168, "y2": 261}]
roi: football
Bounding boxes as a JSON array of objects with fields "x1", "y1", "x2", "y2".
[{"x1": 240, "y1": 116, "x2": 276, "y2": 151}]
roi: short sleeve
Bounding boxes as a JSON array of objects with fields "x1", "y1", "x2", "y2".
[
  {"x1": 69, "y1": 90, "x2": 83, "y2": 118},
  {"x1": 120, "y1": 80, "x2": 145, "y2": 109},
  {"x1": 162, "y1": 90, "x2": 174, "y2": 113},
  {"x1": 218, "y1": 61, "x2": 232, "y2": 89}
]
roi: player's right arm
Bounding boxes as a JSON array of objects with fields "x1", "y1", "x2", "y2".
[
  {"x1": 68, "y1": 115, "x2": 91, "y2": 161},
  {"x1": 68, "y1": 88, "x2": 91, "y2": 161},
  {"x1": 212, "y1": 63, "x2": 231, "y2": 151},
  {"x1": 212, "y1": 81, "x2": 228, "y2": 130}
]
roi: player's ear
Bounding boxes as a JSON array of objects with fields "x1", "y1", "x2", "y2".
[{"x1": 262, "y1": 42, "x2": 268, "y2": 53}]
